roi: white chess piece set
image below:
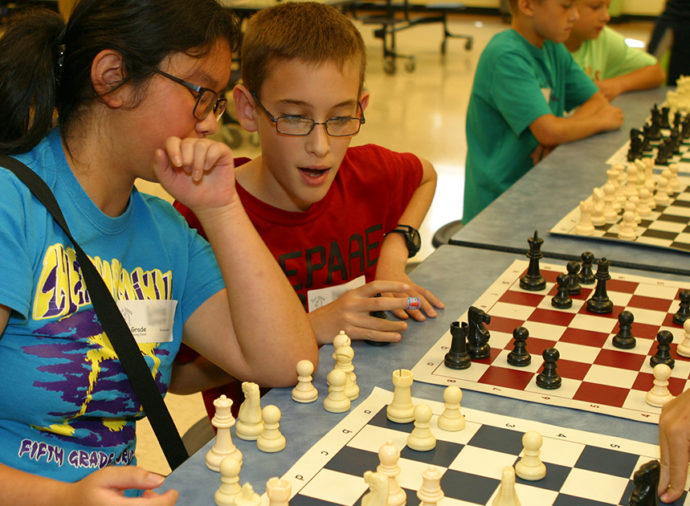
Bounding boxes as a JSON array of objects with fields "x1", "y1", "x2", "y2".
[
  {"x1": 665, "y1": 75, "x2": 690, "y2": 115},
  {"x1": 575, "y1": 159, "x2": 681, "y2": 240},
  {"x1": 645, "y1": 319, "x2": 690, "y2": 408}
]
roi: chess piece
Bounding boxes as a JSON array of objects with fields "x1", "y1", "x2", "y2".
[
  {"x1": 650, "y1": 330, "x2": 675, "y2": 369},
  {"x1": 265, "y1": 477, "x2": 291, "y2": 506},
  {"x1": 333, "y1": 329, "x2": 351, "y2": 352},
  {"x1": 612, "y1": 310, "x2": 636, "y2": 349},
  {"x1": 551, "y1": 273, "x2": 572, "y2": 309},
  {"x1": 292, "y1": 359, "x2": 318, "y2": 403},
  {"x1": 536, "y1": 348, "x2": 561, "y2": 389},
  {"x1": 324, "y1": 368, "x2": 350, "y2": 413},
  {"x1": 215, "y1": 454, "x2": 242, "y2": 506},
  {"x1": 444, "y1": 321, "x2": 471, "y2": 369},
  {"x1": 655, "y1": 175, "x2": 671, "y2": 206},
  {"x1": 575, "y1": 199, "x2": 595, "y2": 235},
  {"x1": 467, "y1": 306, "x2": 491, "y2": 359},
  {"x1": 645, "y1": 363, "x2": 674, "y2": 408},
  {"x1": 257, "y1": 404, "x2": 286, "y2": 453},
  {"x1": 206, "y1": 395, "x2": 242, "y2": 472},
  {"x1": 677, "y1": 320, "x2": 690, "y2": 358},
  {"x1": 377, "y1": 441, "x2": 406, "y2": 506},
  {"x1": 520, "y1": 231, "x2": 546, "y2": 291},
  {"x1": 493, "y1": 466, "x2": 521, "y2": 506},
  {"x1": 602, "y1": 182, "x2": 618, "y2": 223},
  {"x1": 507, "y1": 327, "x2": 531, "y2": 367},
  {"x1": 579, "y1": 251, "x2": 596, "y2": 284},
  {"x1": 628, "y1": 460, "x2": 661, "y2": 506},
  {"x1": 361, "y1": 470, "x2": 388, "y2": 506},
  {"x1": 235, "y1": 382, "x2": 263, "y2": 441},
  {"x1": 586, "y1": 258, "x2": 614, "y2": 314},
  {"x1": 590, "y1": 188, "x2": 606, "y2": 226},
  {"x1": 673, "y1": 290, "x2": 690, "y2": 325},
  {"x1": 417, "y1": 467, "x2": 444, "y2": 505},
  {"x1": 334, "y1": 342, "x2": 359, "y2": 400},
  {"x1": 637, "y1": 187, "x2": 653, "y2": 217},
  {"x1": 668, "y1": 163, "x2": 680, "y2": 191},
  {"x1": 387, "y1": 369, "x2": 415, "y2": 423},
  {"x1": 407, "y1": 404, "x2": 436, "y2": 451},
  {"x1": 437, "y1": 385, "x2": 465, "y2": 431},
  {"x1": 234, "y1": 482, "x2": 261, "y2": 506},
  {"x1": 566, "y1": 260, "x2": 581, "y2": 295},
  {"x1": 617, "y1": 210, "x2": 637, "y2": 240},
  {"x1": 514, "y1": 431, "x2": 546, "y2": 481}
]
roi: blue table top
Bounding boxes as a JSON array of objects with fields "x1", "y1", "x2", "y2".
[
  {"x1": 160, "y1": 245, "x2": 688, "y2": 502},
  {"x1": 452, "y1": 87, "x2": 690, "y2": 275}
]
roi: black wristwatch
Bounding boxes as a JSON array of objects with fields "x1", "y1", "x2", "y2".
[{"x1": 386, "y1": 224, "x2": 421, "y2": 258}]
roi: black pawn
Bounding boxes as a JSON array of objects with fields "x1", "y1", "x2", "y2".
[
  {"x1": 673, "y1": 290, "x2": 690, "y2": 325},
  {"x1": 650, "y1": 330, "x2": 675, "y2": 369},
  {"x1": 366, "y1": 293, "x2": 390, "y2": 346},
  {"x1": 467, "y1": 306, "x2": 491, "y2": 360},
  {"x1": 566, "y1": 260, "x2": 581, "y2": 295},
  {"x1": 520, "y1": 231, "x2": 546, "y2": 291},
  {"x1": 579, "y1": 251, "x2": 596, "y2": 285},
  {"x1": 444, "y1": 321, "x2": 471, "y2": 370},
  {"x1": 612, "y1": 310, "x2": 636, "y2": 349},
  {"x1": 628, "y1": 460, "x2": 660, "y2": 506},
  {"x1": 536, "y1": 348, "x2": 561, "y2": 389},
  {"x1": 586, "y1": 258, "x2": 614, "y2": 314},
  {"x1": 507, "y1": 327, "x2": 531, "y2": 367},
  {"x1": 551, "y1": 273, "x2": 572, "y2": 309}
]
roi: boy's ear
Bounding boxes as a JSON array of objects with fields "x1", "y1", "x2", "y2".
[
  {"x1": 233, "y1": 84, "x2": 259, "y2": 132},
  {"x1": 359, "y1": 91, "x2": 371, "y2": 113},
  {"x1": 516, "y1": 0, "x2": 535, "y2": 16},
  {"x1": 91, "y1": 49, "x2": 127, "y2": 107}
]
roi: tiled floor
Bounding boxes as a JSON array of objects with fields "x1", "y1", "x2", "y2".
[{"x1": 134, "y1": 12, "x2": 657, "y2": 476}]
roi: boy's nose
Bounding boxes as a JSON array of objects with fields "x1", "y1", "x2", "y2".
[{"x1": 306, "y1": 124, "x2": 331, "y2": 157}]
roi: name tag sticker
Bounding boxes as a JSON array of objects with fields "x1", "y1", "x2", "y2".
[
  {"x1": 307, "y1": 275, "x2": 366, "y2": 312},
  {"x1": 116, "y1": 300, "x2": 177, "y2": 343}
]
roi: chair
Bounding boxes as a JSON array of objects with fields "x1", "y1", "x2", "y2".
[
  {"x1": 431, "y1": 219, "x2": 463, "y2": 247},
  {"x1": 350, "y1": 0, "x2": 473, "y2": 74}
]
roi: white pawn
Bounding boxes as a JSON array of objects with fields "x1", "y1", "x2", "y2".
[
  {"x1": 324, "y1": 368, "x2": 350, "y2": 413},
  {"x1": 206, "y1": 395, "x2": 242, "y2": 472},
  {"x1": 437, "y1": 385, "x2": 465, "y2": 432},
  {"x1": 590, "y1": 187, "x2": 606, "y2": 226},
  {"x1": 332, "y1": 329, "x2": 351, "y2": 353},
  {"x1": 637, "y1": 187, "x2": 653, "y2": 217},
  {"x1": 235, "y1": 381, "x2": 264, "y2": 441},
  {"x1": 417, "y1": 467, "x2": 444, "y2": 505},
  {"x1": 215, "y1": 454, "x2": 242, "y2": 506},
  {"x1": 575, "y1": 199, "x2": 595, "y2": 235},
  {"x1": 676, "y1": 320, "x2": 690, "y2": 358},
  {"x1": 292, "y1": 359, "x2": 318, "y2": 403},
  {"x1": 257, "y1": 405, "x2": 286, "y2": 453},
  {"x1": 334, "y1": 343, "x2": 359, "y2": 401},
  {"x1": 669, "y1": 163, "x2": 680, "y2": 191},
  {"x1": 655, "y1": 175, "x2": 671, "y2": 206},
  {"x1": 618, "y1": 211, "x2": 637, "y2": 240},
  {"x1": 387, "y1": 369, "x2": 415, "y2": 423},
  {"x1": 514, "y1": 431, "x2": 546, "y2": 481},
  {"x1": 235, "y1": 482, "x2": 261, "y2": 506},
  {"x1": 645, "y1": 363, "x2": 675, "y2": 408},
  {"x1": 361, "y1": 470, "x2": 388, "y2": 506},
  {"x1": 603, "y1": 182, "x2": 618, "y2": 223},
  {"x1": 625, "y1": 198, "x2": 641, "y2": 225},
  {"x1": 266, "y1": 476, "x2": 291, "y2": 506},
  {"x1": 377, "y1": 441, "x2": 406, "y2": 506},
  {"x1": 407, "y1": 404, "x2": 436, "y2": 451},
  {"x1": 492, "y1": 466, "x2": 521, "y2": 506}
]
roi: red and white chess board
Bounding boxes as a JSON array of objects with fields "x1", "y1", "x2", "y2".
[{"x1": 411, "y1": 260, "x2": 690, "y2": 424}]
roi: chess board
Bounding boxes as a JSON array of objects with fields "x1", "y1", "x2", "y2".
[
  {"x1": 606, "y1": 138, "x2": 690, "y2": 174},
  {"x1": 550, "y1": 176, "x2": 690, "y2": 253},
  {"x1": 410, "y1": 260, "x2": 690, "y2": 424},
  {"x1": 275, "y1": 387, "x2": 689, "y2": 505}
]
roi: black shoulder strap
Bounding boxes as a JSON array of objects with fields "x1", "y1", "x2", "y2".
[{"x1": 0, "y1": 154, "x2": 189, "y2": 471}]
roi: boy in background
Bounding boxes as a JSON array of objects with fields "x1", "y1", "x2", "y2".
[
  {"x1": 462, "y1": 0, "x2": 624, "y2": 224},
  {"x1": 565, "y1": 0, "x2": 665, "y2": 100},
  {"x1": 170, "y1": 2, "x2": 444, "y2": 413}
]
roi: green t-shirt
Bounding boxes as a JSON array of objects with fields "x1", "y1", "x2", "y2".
[
  {"x1": 571, "y1": 26, "x2": 658, "y2": 81},
  {"x1": 463, "y1": 29, "x2": 597, "y2": 223}
]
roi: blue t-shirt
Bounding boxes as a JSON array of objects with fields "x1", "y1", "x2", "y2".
[
  {"x1": 463, "y1": 29, "x2": 598, "y2": 223},
  {"x1": 0, "y1": 129, "x2": 224, "y2": 483}
]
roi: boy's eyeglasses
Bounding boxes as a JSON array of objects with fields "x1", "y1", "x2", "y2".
[
  {"x1": 154, "y1": 69, "x2": 227, "y2": 121},
  {"x1": 251, "y1": 92, "x2": 365, "y2": 137}
]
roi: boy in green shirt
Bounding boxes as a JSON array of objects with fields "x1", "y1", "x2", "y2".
[
  {"x1": 463, "y1": 0, "x2": 624, "y2": 224},
  {"x1": 565, "y1": 0, "x2": 665, "y2": 100}
]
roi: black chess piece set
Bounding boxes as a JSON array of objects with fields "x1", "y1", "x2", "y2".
[{"x1": 627, "y1": 104, "x2": 690, "y2": 164}]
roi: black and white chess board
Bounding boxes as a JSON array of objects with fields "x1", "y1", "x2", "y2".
[{"x1": 275, "y1": 387, "x2": 689, "y2": 505}]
